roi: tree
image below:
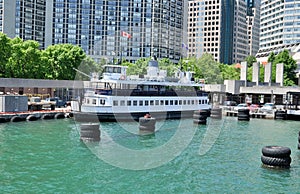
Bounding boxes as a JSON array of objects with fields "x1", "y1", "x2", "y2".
[
  {"x1": 272, "y1": 50, "x2": 297, "y2": 86},
  {"x1": 6, "y1": 38, "x2": 42, "y2": 78},
  {"x1": 75, "y1": 56, "x2": 103, "y2": 81},
  {"x1": 158, "y1": 58, "x2": 176, "y2": 77},
  {"x1": 196, "y1": 53, "x2": 223, "y2": 84},
  {"x1": 42, "y1": 44, "x2": 86, "y2": 80},
  {"x1": 219, "y1": 63, "x2": 240, "y2": 80},
  {"x1": 244, "y1": 55, "x2": 257, "y2": 67},
  {"x1": 0, "y1": 32, "x2": 12, "y2": 77},
  {"x1": 126, "y1": 57, "x2": 150, "y2": 76}
]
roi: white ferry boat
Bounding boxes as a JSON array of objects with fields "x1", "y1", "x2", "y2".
[{"x1": 74, "y1": 60, "x2": 210, "y2": 122}]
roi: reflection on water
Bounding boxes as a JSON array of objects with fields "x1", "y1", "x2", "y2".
[{"x1": 0, "y1": 118, "x2": 300, "y2": 192}]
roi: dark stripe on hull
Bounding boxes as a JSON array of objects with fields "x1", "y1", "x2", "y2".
[{"x1": 73, "y1": 110, "x2": 203, "y2": 122}]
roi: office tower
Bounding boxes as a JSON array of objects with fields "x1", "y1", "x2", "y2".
[
  {"x1": 0, "y1": 0, "x2": 46, "y2": 48},
  {"x1": 246, "y1": 0, "x2": 260, "y2": 57},
  {"x1": 1, "y1": 0, "x2": 186, "y2": 63},
  {"x1": 188, "y1": 0, "x2": 249, "y2": 65},
  {"x1": 259, "y1": 0, "x2": 300, "y2": 50}
]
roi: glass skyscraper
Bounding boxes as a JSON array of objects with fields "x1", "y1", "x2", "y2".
[
  {"x1": 0, "y1": 0, "x2": 186, "y2": 63},
  {"x1": 188, "y1": 0, "x2": 249, "y2": 65},
  {"x1": 259, "y1": 0, "x2": 300, "y2": 50}
]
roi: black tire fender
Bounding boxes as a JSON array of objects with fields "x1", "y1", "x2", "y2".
[
  {"x1": 261, "y1": 155, "x2": 291, "y2": 167},
  {"x1": 262, "y1": 146, "x2": 291, "y2": 158},
  {"x1": 139, "y1": 125, "x2": 155, "y2": 131},
  {"x1": 11, "y1": 116, "x2": 22, "y2": 122},
  {"x1": 55, "y1": 113, "x2": 65, "y2": 119}
]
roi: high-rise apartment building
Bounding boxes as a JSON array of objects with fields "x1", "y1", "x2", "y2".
[
  {"x1": 259, "y1": 0, "x2": 300, "y2": 51},
  {"x1": 256, "y1": 0, "x2": 300, "y2": 65},
  {"x1": 188, "y1": 0, "x2": 249, "y2": 65},
  {"x1": 1, "y1": 0, "x2": 46, "y2": 48},
  {"x1": 0, "y1": 0, "x2": 186, "y2": 63},
  {"x1": 246, "y1": 0, "x2": 260, "y2": 56}
]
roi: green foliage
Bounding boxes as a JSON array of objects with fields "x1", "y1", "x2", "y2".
[
  {"x1": 219, "y1": 63, "x2": 240, "y2": 80},
  {"x1": 268, "y1": 50, "x2": 297, "y2": 86},
  {"x1": 126, "y1": 57, "x2": 150, "y2": 76},
  {"x1": 0, "y1": 32, "x2": 12, "y2": 77},
  {"x1": 6, "y1": 38, "x2": 42, "y2": 78},
  {"x1": 158, "y1": 58, "x2": 176, "y2": 76},
  {"x1": 244, "y1": 55, "x2": 257, "y2": 67},
  {"x1": 42, "y1": 44, "x2": 86, "y2": 80},
  {"x1": 75, "y1": 56, "x2": 103, "y2": 81},
  {"x1": 196, "y1": 53, "x2": 223, "y2": 84}
]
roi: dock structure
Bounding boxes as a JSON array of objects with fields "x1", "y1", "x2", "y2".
[
  {"x1": 224, "y1": 110, "x2": 272, "y2": 119},
  {"x1": 0, "y1": 109, "x2": 72, "y2": 123}
]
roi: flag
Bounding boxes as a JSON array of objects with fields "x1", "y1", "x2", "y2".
[
  {"x1": 182, "y1": 43, "x2": 188, "y2": 50},
  {"x1": 121, "y1": 31, "x2": 132, "y2": 38}
]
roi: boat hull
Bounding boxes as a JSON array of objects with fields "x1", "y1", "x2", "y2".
[{"x1": 73, "y1": 110, "x2": 206, "y2": 122}]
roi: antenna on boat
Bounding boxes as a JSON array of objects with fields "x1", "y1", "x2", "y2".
[{"x1": 73, "y1": 68, "x2": 92, "y2": 79}]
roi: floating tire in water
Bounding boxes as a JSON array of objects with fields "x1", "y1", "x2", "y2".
[
  {"x1": 193, "y1": 119, "x2": 207, "y2": 125},
  {"x1": 193, "y1": 110, "x2": 209, "y2": 117},
  {"x1": 26, "y1": 115, "x2": 38, "y2": 121},
  {"x1": 80, "y1": 123, "x2": 101, "y2": 141},
  {"x1": 262, "y1": 146, "x2": 291, "y2": 158},
  {"x1": 80, "y1": 130, "x2": 100, "y2": 138},
  {"x1": 274, "y1": 110, "x2": 287, "y2": 120},
  {"x1": 139, "y1": 125, "x2": 155, "y2": 131},
  {"x1": 261, "y1": 155, "x2": 291, "y2": 167},
  {"x1": 54, "y1": 112, "x2": 65, "y2": 119},
  {"x1": 261, "y1": 146, "x2": 291, "y2": 168},
  {"x1": 139, "y1": 117, "x2": 156, "y2": 133},
  {"x1": 193, "y1": 110, "x2": 208, "y2": 125},
  {"x1": 210, "y1": 108, "x2": 222, "y2": 119},
  {"x1": 10, "y1": 116, "x2": 23, "y2": 122},
  {"x1": 238, "y1": 109, "x2": 250, "y2": 121},
  {"x1": 139, "y1": 117, "x2": 156, "y2": 127}
]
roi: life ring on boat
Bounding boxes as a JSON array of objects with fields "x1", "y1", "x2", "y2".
[{"x1": 120, "y1": 75, "x2": 125, "y2": 80}]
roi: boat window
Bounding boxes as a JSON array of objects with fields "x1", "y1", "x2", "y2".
[
  {"x1": 199, "y1": 100, "x2": 201, "y2": 104},
  {"x1": 191, "y1": 100, "x2": 194, "y2": 105},
  {"x1": 127, "y1": 100, "x2": 131, "y2": 106},
  {"x1": 160, "y1": 100, "x2": 164, "y2": 105},
  {"x1": 175, "y1": 100, "x2": 178, "y2": 105},
  {"x1": 155, "y1": 100, "x2": 159, "y2": 105},
  {"x1": 145, "y1": 101, "x2": 149, "y2": 106},
  {"x1": 100, "y1": 99, "x2": 105, "y2": 105},
  {"x1": 87, "y1": 99, "x2": 90, "y2": 104},
  {"x1": 113, "y1": 67, "x2": 121, "y2": 73},
  {"x1": 113, "y1": 100, "x2": 118, "y2": 106},
  {"x1": 179, "y1": 100, "x2": 182, "y2": 105},
  {"x1": 133, "y1": 100, "x2": 137, "y2": 106},
  {"x1": 150, "y1": 100, "x2": 154, "y2": 106},
  {"x1": 170, "y1": 100, "x2": 173, "y2": 105},
  {"x1": 139, "y1": 100, "x2": 143, "y2": 106},
  {"x1": 165, "y1": 100, "x2": 169, "y2": 105},
  {"x1": 92, "y1": 99, "x2": 97, "y2": 105},
  {"x1": 120, "y1": 100, "x2": 125, "y2": 106},
  {"x1": 183, "y1": 100, "x2": 186, "y2": 105},
  {"x1": 205, "y1": 99, "x2": 208, "y2": 104},
  {"x1": 202, "y1": 99, "x2": 205, "y2": 104},
  {"x1": 187, "y1": 100, "x2": 190, "y2": 105}
]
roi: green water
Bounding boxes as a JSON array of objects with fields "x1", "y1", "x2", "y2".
[{"x1": 0, "y1": 117, "x2": 300, "y2": 193}]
